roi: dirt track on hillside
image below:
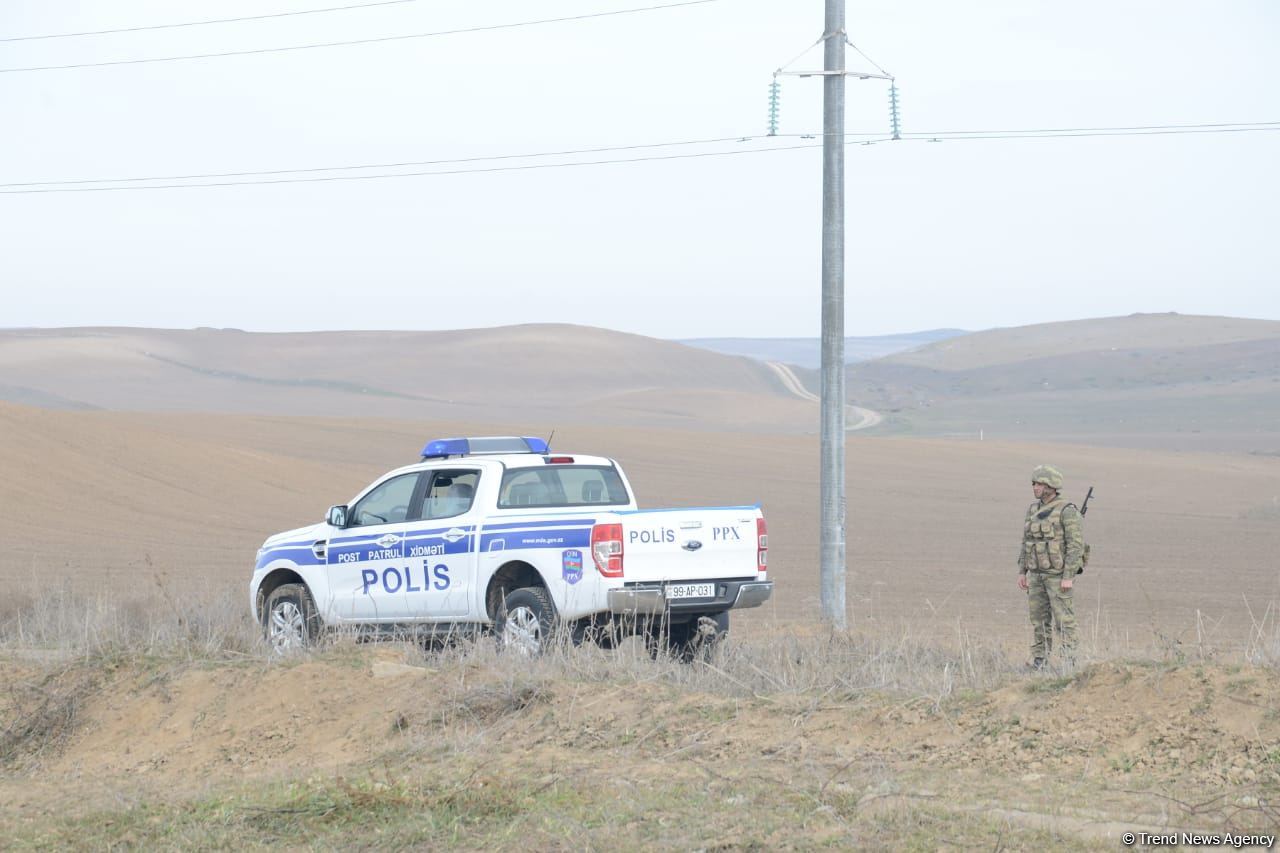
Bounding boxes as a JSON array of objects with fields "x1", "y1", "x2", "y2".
[{"x1": 764, "y1": 361, "x2": 884, "y2": 430}]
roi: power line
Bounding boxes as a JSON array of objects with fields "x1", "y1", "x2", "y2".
[
  {"x1": 0, "y1": 134, "x2": 845, "y2": 189},
  {"x1": 0, "y1": 0, "x2": 422, "y2": 43},
  {"x1": 0, "y1": 0, "x2": 720, "y2": 74},
  {"x1": 2, "y1": 122, "x2": 1275, "y2": 195},
  {"x1": 900, "y1": 126, "x2": 1280, "y2": 142},
  {"x1": 2, "y1": 122, "x2": 1273, "y2": 190},
  {"x1": 0, "y1": 142, "x2": 820, "y2": 194},
  {"x1": 900, "y1": 120, "x2": 1280, "y2": 137}
]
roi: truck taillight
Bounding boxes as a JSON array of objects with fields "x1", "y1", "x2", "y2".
[
  {"x1": 591, "y1": 522, "x2": 624, "y2": 577},
  {"x1": 757, "y1": 517, "x2": 768, "y2": 571}
]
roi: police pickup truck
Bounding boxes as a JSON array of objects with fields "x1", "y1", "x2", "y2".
[{"x1": 251, "y1": 436, "x2": 772, "y2": 660}]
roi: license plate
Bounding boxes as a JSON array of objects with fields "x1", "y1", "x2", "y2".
[{"x1": 666, "y1": 583, "x2": 715, "y2": 600}]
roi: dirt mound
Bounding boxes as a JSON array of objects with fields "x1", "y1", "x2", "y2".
[
  {"x1": 867, "y1": 663, "x2": 1280, "y2": 788},
  {"x1": 3, "y1": 648, "x2": 1278, "y2": 847},
  {"x1": 6, "y1": 651, "x2": 1278, "y2": 793},
  {"x1": 47, "y1": 657, "x2": 415, "y2": 780}
]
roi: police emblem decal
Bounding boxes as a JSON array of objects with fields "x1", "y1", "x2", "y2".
[
  {"x1": 562, "y1": 549, "x2": 583, "y2": 585},
  {"x1": 376, "y1": 534, "x2": 400, "y2": 549}
]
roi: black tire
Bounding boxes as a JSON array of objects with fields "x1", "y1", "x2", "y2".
[
  {"x1": 495, "y1": 587, "x2": 558, "y2": 656},
  {"x1": 263, "y1": 583, "x2": 322, "y2": 655},
  {"x1": 648, "y1": 612, "x2": 729, "y2": 664},
  {"x1": 570, "y1": 618, "x2": 618, "y2": 650}
]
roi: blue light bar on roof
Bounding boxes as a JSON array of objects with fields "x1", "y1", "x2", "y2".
[{"x1": 420, "y1": 435, "x2": 549, "y2": 459}]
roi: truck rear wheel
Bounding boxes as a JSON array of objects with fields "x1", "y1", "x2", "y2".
[
  {"x1": 263, "y1": 583, "x2": 321, "y2": 655},
  {"x1": 649, "y1": 611, "x2": 729, "y2": 664},
  {"x1": 496, "y1": 587, "x2": 557, "y2": 656}
]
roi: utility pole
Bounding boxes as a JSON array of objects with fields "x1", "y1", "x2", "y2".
[
  {"x1": 776, "y1": 3, "x2": 893, "y2": 631},
  {"x1": 819, "y1": 0, "x2": 847, "y2": 629}
]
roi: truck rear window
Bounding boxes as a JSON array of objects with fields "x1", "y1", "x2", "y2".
[{"x1": 498, "y1": 465, "x2": 630, "y2": 509}]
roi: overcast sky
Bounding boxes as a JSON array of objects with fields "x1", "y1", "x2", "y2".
[{"x1": 2, "y1": 0, "x2": 1277, "y2": 338}]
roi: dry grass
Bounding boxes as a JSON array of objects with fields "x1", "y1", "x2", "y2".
[
  {"x1": 0, "y1": 580, "x2": 259, "y2": 664},
  {"x1": 3, "y1": 586, "x2": 1279, "y2": 850},
  {"x1": 2, "y1": 581, "x2": 1276, "y2": 683},
  {"x1": 1243, "y1": 597, "x2": 1280, "y2": 668},
  {"x1": 1, "y1": 583, "x2": 1277, "y2": 779}
]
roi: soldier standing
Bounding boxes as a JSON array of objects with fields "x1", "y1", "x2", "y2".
[{"x1": 1017, "y1": 465, "x2": 1085, "y2": 669}]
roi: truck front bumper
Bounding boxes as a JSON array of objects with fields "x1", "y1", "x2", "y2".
[{"x1": 607, "y1": 579, "x2": 773, "y2": 616}]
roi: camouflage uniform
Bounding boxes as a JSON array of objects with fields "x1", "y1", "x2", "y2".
[{"x1": 1019, "y1": 465, "x2": 1085, "y2": 664}]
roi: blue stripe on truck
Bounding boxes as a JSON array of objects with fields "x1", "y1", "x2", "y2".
[{"x1": 480, "y1": 528, "x2": 591, "y2": 551}]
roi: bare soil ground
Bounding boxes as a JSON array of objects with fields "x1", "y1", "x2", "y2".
[
  {"x1": 3, "y1": 316, "x2": 1279, "y2": 848},
  {"x1": 3, "y1": 400, "x2": 1278, "y2": 654},
  {"x1": 1, "y1": 638, "x2": 1277, "y2": 850}
]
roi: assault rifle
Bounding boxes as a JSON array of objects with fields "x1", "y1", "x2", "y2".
[{"x1": 1076, "y1": 486, "x2": 1094, "y2": 573}]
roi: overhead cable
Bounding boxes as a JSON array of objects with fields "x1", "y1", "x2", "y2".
[
  {"x1": 0, "y1": 0, "x2": 422, "y2": 43},
  {"x1": 0, "y1": 0, "x2": 720, "y2": 74},
  {"x1": 0, "y1": 133, "x2": 906, "y2": 189},
  {"x1": 899, "y1": 120, "x2": 1280, "y2": 137},
  {"x1": 900, "y1": 126, "x2": 1280, "y2": 141},
  {"x1": 0, "y1": 144, "x2": 823, "y2": 194},
  {"x1": 2, "y1": 122, "x2": 1274, "y2": 191},
  {"x1": 2, "y1": 123, "x2": 1277, "y2": 195}
]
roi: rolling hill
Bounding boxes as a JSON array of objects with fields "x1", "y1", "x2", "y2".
[
  {"x1": 0, "y1": 325, "x2": 811, "y2": 432},
  {"x1": 4, "y1": 315, "x2": 1278, "y2": 451},
  {"x1": 678, "y1": 328, "x2": 968, "y2": 367},
  {"x1": 843, "y1": 313, "x2": 1280, "y2": 452}
]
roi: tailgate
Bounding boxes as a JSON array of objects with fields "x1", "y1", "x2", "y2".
[{"x1": 619, "y1": 507, "x2": 762, "y2": 583}]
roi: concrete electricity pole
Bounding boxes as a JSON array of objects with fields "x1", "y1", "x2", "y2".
[
  {"x1": 776, "y1": 2, "x2": 893, "y2": 630},
  {"x1": 819, "y1": 0, "x2": 847, "y2": 629}
]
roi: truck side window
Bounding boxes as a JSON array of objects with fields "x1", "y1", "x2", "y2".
[
  {"x1": 498, "y1": 466, "x2": 629, "y2": 508},
  {"x1": 349, "y1": 473, "x2": 421, "y2": 527},
  {"x1": 422, "y1": 470, "x2": 480, "y2": 520}
]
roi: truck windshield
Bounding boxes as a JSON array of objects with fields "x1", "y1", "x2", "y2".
[{"x1": 497, "y1": 465, "x2": 630, "y2": 509}]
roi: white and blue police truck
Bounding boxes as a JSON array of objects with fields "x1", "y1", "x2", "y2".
[{"x1": 251, "y1": 436, "x2": 772, "y2": 659}]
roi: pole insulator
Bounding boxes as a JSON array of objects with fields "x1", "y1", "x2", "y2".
[
  {"x1": 768, "y1": 78, "x2": 782, "y2": 136},
  {"x1": 888, "y1": 82, "x2": 901, "y2": 140}
]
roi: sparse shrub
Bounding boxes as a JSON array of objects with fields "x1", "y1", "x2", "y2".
[{"x1": 0, "y1": 665, "x2": 98, "y2": 770}]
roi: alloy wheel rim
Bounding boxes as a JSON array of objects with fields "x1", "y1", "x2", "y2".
[
  {"x1": 501, "y1": 605, "x2": 542, "y2": 655},
  {"x1": 269, "y1": 600, "x2": 306, "y2": 654}
]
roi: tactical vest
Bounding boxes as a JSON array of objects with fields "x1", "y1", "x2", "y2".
[{"x1": 1022, "y1": 498, "x2": 1071, "y2": 573}]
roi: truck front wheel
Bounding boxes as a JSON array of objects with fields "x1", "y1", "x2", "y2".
[
  {"x1": 496, "y1": 587, "x2": 557, "y2": 656},
  {"x1": 263, "y1": 583, "x2": 321, "y2": 655}
]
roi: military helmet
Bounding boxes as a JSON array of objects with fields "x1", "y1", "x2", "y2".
[{"x1": 1031, "y1": 465, "x2": 1064, "y2": 490}]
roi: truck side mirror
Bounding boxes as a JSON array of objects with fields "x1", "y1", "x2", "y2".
[{"x1": 327, "y1": 505, "x2": 348, "y2": 528}]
